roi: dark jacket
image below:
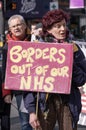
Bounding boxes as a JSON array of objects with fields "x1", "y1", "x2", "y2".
[
  {"x1": 0, "y1": 67, "x2": 3, "y2": 113},
  {"x1": 0, "y1": 58, "x2": 11, "y2": 116},
  {"x1": 24, "y1": 37, "x2": 86, "y2": 125}
]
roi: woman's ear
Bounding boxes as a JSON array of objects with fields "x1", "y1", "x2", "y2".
[{"x1": 47, "y1": 29, "x2": 52, "y2": 34}]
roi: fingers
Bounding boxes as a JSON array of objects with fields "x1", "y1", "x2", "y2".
[
  {"x1": 30, "y1": 119, "x2": 40, "y2": 129},
  {"x1": 4, "y1": 95, "x2": 12, "y2": 103},
  {"x1": 29, "y1": 113, "x2": 42, "y2": 129}
]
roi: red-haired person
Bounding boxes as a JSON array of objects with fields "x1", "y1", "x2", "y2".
[{"x1": 24, "y1": 9, "x2": 86, "y2": 130}]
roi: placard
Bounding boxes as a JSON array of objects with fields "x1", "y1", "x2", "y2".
[
  {"x1": 5, "y1": 41, "x2": 73, "y2": 94},
  {"x1": 70, "y1": 0, "x2": 84, "y2": 8}
]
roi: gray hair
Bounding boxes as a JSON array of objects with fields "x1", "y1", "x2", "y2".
[{"x1": 8, "y1": 14, "x2": 26, "y2": 27}]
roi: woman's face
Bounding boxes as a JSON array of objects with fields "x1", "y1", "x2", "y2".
[{"x1": 47, "y1": 19, "x2": 67, "y2": 40}]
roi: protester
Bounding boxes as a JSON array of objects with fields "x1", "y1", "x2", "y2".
[
  {"x1": 31, "y1": 22, "x2": 37, "y2": 41},
  {"x1": 31, "y1": 22, "x2": 43, "y2": 42},
  {"x1": 2, "y1": 14, "x2": 32, "y2": 130},
  {"x1": 31, "y1": 22, "x2": 37, "y2": 34},
  {"x1": 24, "y1": 9, "x2": 86, "y2": 130}
]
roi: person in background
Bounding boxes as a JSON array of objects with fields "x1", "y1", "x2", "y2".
[
  {"x1": 2, "y1": 14, "x2": 32, "y2": 130},
  {"x1": 31, "y1": 22, "x2": 43, "y2": 42},
  {"x1": 69, "y1": 30, "x2": 75, "y2": 41},
  {"x1": 31, "y1": 22, "x2": 37, "y2": 41},
  {"x1": 80, "y1": 26, "x2": 86, "y2": 41},
  {"x1": 24, "y1": 9, "x2": 86, "y2": 130}
]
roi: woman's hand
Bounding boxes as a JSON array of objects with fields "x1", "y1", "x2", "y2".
[{"x1": 29, "y1": 113, "x2": 41, "y2": 129}]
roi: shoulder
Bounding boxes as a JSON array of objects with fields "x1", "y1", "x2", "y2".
[
  {"x1": 73, "y1": 43, "x2": 79, "y2": 52},
  {"x1": 71, "y1": 42, "x2": 83, "y2": 54},
  {"x1": 72, "y1": 42, "x2": 85, "y2": 62}
]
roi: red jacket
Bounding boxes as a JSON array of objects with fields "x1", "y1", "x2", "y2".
[{"x1": 2, "y1": 83, "x2": 11, "y2": 97}]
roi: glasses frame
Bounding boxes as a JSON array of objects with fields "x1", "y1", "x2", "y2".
[{"x1": 9, "y1": 23, "x2": 24, "y2": 29}]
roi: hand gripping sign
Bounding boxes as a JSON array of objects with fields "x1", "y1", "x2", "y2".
[{"x1": 5, "y1": 41, "x2": 73, "y2": 94}]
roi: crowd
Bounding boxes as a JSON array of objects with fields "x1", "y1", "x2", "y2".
[{"x1": 0, "y1": 9, "x2": 86, "y2": 130}]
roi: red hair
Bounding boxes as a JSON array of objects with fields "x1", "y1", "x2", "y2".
[{"x1": 42, "y1": 9, "x2": 70, "y2": 35}]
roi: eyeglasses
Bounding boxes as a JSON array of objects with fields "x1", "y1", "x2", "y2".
[{"x1": 9, "y1": 23, "x2": 23, "y2": 29}]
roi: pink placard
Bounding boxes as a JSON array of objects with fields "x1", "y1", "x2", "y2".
[
  {"x1": 70, "y1": 0, "x2": 84, "y2": 8},
  {"x1": 5, "y1": 41, "x2": 73, "y2": 94}
]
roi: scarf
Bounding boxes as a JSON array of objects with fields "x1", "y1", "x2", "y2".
[{"x1": 6, "y1": 33, "x2": 31, "y2": 43}]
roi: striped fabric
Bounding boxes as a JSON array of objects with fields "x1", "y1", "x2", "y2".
[
  {"x1": 81, "y1": 93, "x2": 86, "y2": 113},
  {"x1": 78, "y1": 83, "x2": 86, "y2": 126},
  {"x1": 81, "y1": 84, "x2": 86, "y2": 113}
]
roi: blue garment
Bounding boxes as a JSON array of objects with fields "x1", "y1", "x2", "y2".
[
  {"x1": 24, "y1": 92, "x2": 46, "y2": 114},
  {"x1": 16, "y1": 94, "x2": 32, "y2": 130}
]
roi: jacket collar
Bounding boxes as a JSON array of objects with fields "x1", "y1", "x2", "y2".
[{"x1": 6, "y1": 33, "x2": 31, "y2": 42}]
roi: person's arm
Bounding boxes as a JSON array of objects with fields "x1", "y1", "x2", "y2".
[
  {"x1": 72, "y1": 62, "x2": 86, "y2": 87},
  {"x1": 74, "y1": 44, "x2": 86, "y2": 72},
  {"x1": 24, "y1": 92, "x2": 40, "y2": 128},
  {"x1": 72, "y1": 44, "x2": 86, "y2": 87}
]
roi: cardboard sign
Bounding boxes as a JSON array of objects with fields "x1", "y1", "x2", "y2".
[
  {"x1": 5, "y1": 41, "x2": 73, "y2": 94},
  {"x1": 70, "y1": 0, "x2": 84, "y2": 8}
]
